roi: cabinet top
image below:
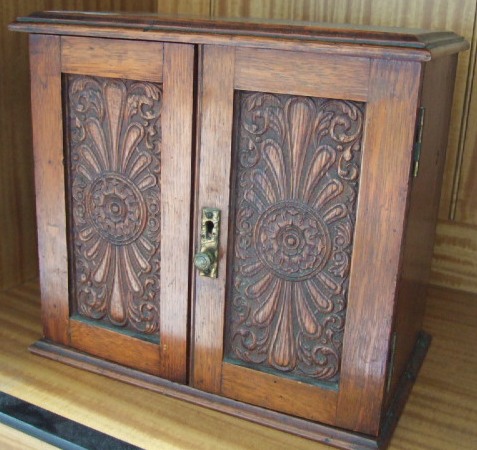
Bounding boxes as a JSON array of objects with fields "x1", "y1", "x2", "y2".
[{"x1": 10, "y1": 11, "x2": 468, "y2": 61}]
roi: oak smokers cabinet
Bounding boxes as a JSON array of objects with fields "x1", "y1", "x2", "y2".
[{"x1": 10, "y1": 12, "x2": 467, "y2": 450}]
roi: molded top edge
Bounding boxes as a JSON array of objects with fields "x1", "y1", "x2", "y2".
[{"x1": 10, "y1": 11, "x2": 469, "y2": 58}]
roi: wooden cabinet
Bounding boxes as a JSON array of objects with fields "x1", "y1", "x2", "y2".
[{"x1": 10, "y1": 11, "x2": 468, "y2": 449}]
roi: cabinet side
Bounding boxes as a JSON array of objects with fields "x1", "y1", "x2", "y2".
[{"x1": 386, "y1": 54, "x2": 459, "y2": 405}]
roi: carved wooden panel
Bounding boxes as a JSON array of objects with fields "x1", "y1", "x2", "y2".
[
  {"x1": 225, "y1": 91, "x2": 365, "y2": 386},
  {"x1": 66, "y1": 75, "x2": 162, "y2": 340}
]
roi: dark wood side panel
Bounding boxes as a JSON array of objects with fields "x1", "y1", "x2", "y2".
[
  {"x1": 29, "y1": 34, "x2": 69, "y2": 345},
  {"x1": 388, "y1": 54, "x2": 458, "y2": 403},
  {"x1": 336, "y1": 59, "x2": 422, "y2": 435}
]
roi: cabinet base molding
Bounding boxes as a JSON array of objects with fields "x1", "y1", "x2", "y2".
[{"x1": 29, "y1": 332, "x2": 431, "y2": 450}]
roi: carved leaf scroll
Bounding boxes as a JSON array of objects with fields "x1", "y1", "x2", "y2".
[
  {"x1": 225, "y1": 91, "x2": 365, "y2": 385},
  {"x1": 66, "y1": 75, "x2": 162, "y2": 338}
]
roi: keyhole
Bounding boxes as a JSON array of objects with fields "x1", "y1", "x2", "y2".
[{"x1": 205, "y1": 220, "x2": 214, "y2": 239}]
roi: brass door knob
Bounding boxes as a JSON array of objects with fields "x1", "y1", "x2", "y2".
[{"x1": 194, "y1": 251, "x2": 216, "y2": 273}]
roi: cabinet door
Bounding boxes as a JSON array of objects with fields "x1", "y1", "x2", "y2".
[
  {"x1": 192, "y1": 45, "x2": 421, "y2": 433},
  {"x1": 30, "y1": 35, "x2": 194, "y2": 382}
]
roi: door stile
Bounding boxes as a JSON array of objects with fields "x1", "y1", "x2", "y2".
[
  {"x1": 159, "y1": 42, "x2": 195, "y2": 382},
  {"x1": 29, "y1": 34, "x2": 69, "y2": 346},
  {"x1": 191, "y1": 45, "x2": 236, "y2": 393},
  {"x1": 336, "y1": 58, "x2": 422, "y2": 435}
]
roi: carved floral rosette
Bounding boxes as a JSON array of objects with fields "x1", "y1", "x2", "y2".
[
  {"x1": 66, "y1": 75, "x2": 162, "y2": 337},
  {"x1": 225, "y1": 91, "x2": 365, "y2": 385}
]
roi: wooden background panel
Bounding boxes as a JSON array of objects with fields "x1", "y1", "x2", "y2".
[
  {"x1": 156, "y1": 0, "x2": 211, "y2": 15},
  {"x1": 430, "y1": 221, "x2": 477, "y2": 293},
  {"x1": 454, "y1": 65, "x2": 477, "y2": 225},
  {"x1": 1, "y1": 2, "x2": 38, "y2": 291},
  {"x1": 0, "y1": 0, "x2": 157, "y2": 291}
]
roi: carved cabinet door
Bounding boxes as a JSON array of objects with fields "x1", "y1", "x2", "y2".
[
  {"x1": 30, "y1": 35, "x2": 195, "y2": 383},
  {"x1": 192, "y1": 45, "x2": 421, "y2": 433}
]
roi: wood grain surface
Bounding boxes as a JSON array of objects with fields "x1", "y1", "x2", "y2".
[
  {"x1": 29, "y1": 34, "x2": 69, "y2": 346},
  {"x1": 0, "y1": 280, "x2": 475, "y2": 449},
  {"x1": 160, "y1": 42, "x2": 195, "y2": 382},
  {"x1": 234, "y1": 47, "x2": 370, "y2": 101},
  {"x1": 0, "y1": 423, "x2": 56, "y2": 450},
  {"x1": 221, "y1": 362, "x2": 338, "y2": 424},
  {"x1": 157, "y1": 0, "x2": 211, "y2": 15},
  {"x1": 454, "y1": 62, "x2": 477, "y2": 225},
  {"x1": 61, "y1": 36, "x2": 164, "y2": 82},
  {"x1": 69, "y1": 319, "x2": 163, "y2": 376},
  {"x1": 430, "y1": 220, "x2": 477, "y2": 294},
  {"x1": 11, "y1": 13, "x2": 465, "y2": 63}
]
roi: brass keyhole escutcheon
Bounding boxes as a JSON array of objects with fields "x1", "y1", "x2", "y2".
[{"x1": 194, "y1": 208, "x2": 220, "y2": 278}]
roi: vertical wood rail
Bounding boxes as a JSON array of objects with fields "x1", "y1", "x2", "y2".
[
  {"x1": 192, "y1": 45, "x2": 235, "y2": 393},
  {"x1": 160, "y1": 43, "x2": 195, "y2": 382},
  {"x1": 29, "y1": 34, "x2": 69, "y2": 345},
  {"x1": 336, "y1": 59, "x2": 422, "y2": 435}
]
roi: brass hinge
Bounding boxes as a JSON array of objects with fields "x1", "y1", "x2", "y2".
[
  {"x1": 386, "y1": 331, "x2": 398, "y2": 393},
  {"x1": 412, "y1": 107, "x2": 425, "y2": 177}
]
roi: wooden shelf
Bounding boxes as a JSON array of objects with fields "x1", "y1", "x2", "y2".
[{"x1": 0, "y1": 280, "x2": 476, "y2": 449}]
